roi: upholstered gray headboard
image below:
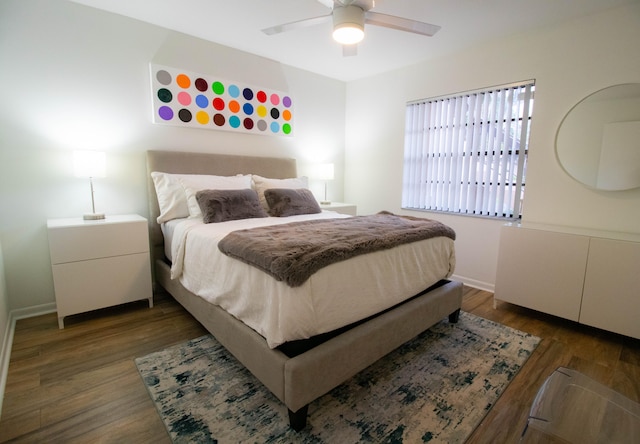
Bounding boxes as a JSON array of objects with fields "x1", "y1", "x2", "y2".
[{"x1": 145, "y1": 150, "x2": 297, "y2": 263}]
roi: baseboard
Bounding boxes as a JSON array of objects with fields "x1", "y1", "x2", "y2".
[
  {"x1": 0, "y1": 302, "x2": 56, "y2": 419},
  {"x1": 10, "y1": 302, "x2": 57, "y2": 321},
  {"x1": 450, "y1": 274, "x2": 495, "y2": 293}
]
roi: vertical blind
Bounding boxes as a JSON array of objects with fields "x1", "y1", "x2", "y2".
[{"x1": 402, "y1": 80, "x2": 535, "y2": 218}]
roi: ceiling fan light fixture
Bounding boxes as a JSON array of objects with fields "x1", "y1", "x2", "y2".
[
  {"x1": 332, "y1": 5, "x2": 365, "y2": 45},
  {"x1": 333, "y1": 24, "x2": 364, "y2": 45}
]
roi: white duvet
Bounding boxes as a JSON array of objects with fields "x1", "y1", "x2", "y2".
[{"x1": 167, "y1": 211, "x2": 456, "y2": 348}]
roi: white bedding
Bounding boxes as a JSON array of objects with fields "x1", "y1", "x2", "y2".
[
  {"x1": 161, "y1": 217, "x2": 184, "y2": 262},
  {"x1": 167, "y1": 211, "x2": 456, "y2": 348}
]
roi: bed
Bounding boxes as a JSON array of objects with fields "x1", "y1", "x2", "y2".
[{"x1": 145, "y1": 150, "x2": 463, "y2": 430}]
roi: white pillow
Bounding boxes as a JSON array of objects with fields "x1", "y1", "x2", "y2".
[
  {"x1": 179, "y1": 174, "x2": 252, "y2": 218},
  {"x1": 151, "y1": 172, "x2": 191, "y2": 223},
  {"x1": 252, "y1": 174, "x2": 309, "y2": 210}
]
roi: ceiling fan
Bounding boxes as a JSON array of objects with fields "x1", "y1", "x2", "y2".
[{"x1": 261, "y1": 0, "x2": 441, "y2": 56}]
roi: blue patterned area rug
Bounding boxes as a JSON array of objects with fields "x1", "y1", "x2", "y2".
[{"x1": 135, "y1": 312, "x2": 540, "y2": 443}]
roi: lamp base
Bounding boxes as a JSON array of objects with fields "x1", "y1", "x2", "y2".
[
  {"x1": 320, "y1": 201, "x2": 331, "y2": 205},
  {"x1": 83, "y1": 213, "x2": 105, "y2": 220}
]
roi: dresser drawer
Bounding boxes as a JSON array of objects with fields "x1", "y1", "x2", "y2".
[{"x1": 48, "y1": 216, "x2": 148, "y2": 264}]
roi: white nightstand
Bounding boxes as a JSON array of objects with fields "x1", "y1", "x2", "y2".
[
  {"x1": 320, "y1": 202, "x2": 357, "y2": 216},
  {"x1": 47, "y1": 214, "x2": 153, "y2": 328}
]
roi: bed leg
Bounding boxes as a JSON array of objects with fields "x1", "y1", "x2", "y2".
[
  {"x1": 288, "y1": 405, "x2": 309, "y2": 431},
  {"x1": 448, "y1": 308, "x2": 461, "y2": 323}
]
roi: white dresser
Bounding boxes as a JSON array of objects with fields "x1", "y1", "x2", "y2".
[
  {"x1": 47, "y1": 214, "x2": 153, "y2": 328},
  {"x1": 494, "y1": 223, "x2": 640, "y2": 339}
]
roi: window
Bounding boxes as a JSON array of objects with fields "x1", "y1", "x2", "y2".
[{"x1": 402, "y1": 80, "x2": 535, "y2": 219}]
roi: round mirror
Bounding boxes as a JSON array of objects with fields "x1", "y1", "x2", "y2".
[{"x1": 556, "y1": 83, "x2": 640, "y2": 191}]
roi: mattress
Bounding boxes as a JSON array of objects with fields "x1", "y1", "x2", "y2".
[
  {"x1": 166, "y1": 212, "x2": 456, "y2": 348},
  {"x1": 161, "y1": 217, "x2": 184, "y2": 262}
]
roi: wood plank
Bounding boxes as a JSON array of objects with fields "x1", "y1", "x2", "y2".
[
  {"x1": 1, "y1": 288, "x2": 639, "y2": 443},
  {"x1": 0, "y1": 409, "x2": 40, "y2": 443}
]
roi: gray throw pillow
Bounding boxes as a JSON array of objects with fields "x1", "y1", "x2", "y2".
[
  {"x1": 264, "y1": 188, "x2": 321, "y2": 217},
  {"x1": 196, "y1": 189, "x2": 267, "y2": 223}
]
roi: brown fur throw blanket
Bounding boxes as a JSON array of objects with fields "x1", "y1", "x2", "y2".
[{"x1": 218, "y1": 212, "x2": 456, "y2": 287}]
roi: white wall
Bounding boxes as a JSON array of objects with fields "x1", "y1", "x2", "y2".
[
  {"x1": 1, "y1": 1, "x2": 638, "y2": 312},
  {"x1": 0, "y1": 239, "x2": 9, "y2": 373},
  {"x1": 0, "y1": 0, "x2": 346, "y2": 311},
  {"x1": 345, "y1": 3, "x2": 640, "y2": 290}
]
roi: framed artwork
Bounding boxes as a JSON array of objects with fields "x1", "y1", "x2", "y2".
[{"x1": 150, "y1": 64, "x2": 293, "y2": 136}]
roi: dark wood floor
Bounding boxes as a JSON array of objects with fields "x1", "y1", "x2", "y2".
[{"x1": 1, "y1": 286, "x2": 639, "y2": 443}]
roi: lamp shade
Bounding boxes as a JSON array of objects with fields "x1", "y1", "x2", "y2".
[
  {"x1": 73, "y1": 150, "x2": 106, "y2": 178},
  {"x1": 315, "y1": 163, "x2": 335, "y2": 181},
  {"x1": 332, "y1": 5, "x2": 365, "y2": 45}
]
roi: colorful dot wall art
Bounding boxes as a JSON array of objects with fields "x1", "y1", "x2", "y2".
[{"x1": 150, "y1": 64, "x2": 293, "y2": 136}]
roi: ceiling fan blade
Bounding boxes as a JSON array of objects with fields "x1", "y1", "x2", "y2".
[
  {"x1": 364, "y1": 11, "x2": 441, "y2": 37},
  {"x1": 342, "y1": 44, "x2": 358, "y2": 57},
  {"x1": 262, "y1": 14, "x2": 331, "y2": 35}
]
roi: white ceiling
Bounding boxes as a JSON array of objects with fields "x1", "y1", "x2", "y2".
[{"x1": 70, "y1": 0, "x2": 634, "y2": 82}]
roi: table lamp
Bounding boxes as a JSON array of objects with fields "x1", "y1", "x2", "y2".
[
  {"x1": 316, "y1": 163, "x2": 335, "y2": 205},
  {"x1": 73, "y1": 150, "x2": 106, "y2": 220}
]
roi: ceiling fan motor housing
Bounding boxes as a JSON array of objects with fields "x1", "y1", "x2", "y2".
[{"x1": 332, "y1": 5, "x2": 365, "y2": 44}]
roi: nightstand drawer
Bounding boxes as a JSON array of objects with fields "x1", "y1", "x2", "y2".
[
  {"x1": 52, "y1": 253, "x2": 152, "y2": 317},
  {"x1": 48, "y1": 216, "x2": 148, "y2": 264}
]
